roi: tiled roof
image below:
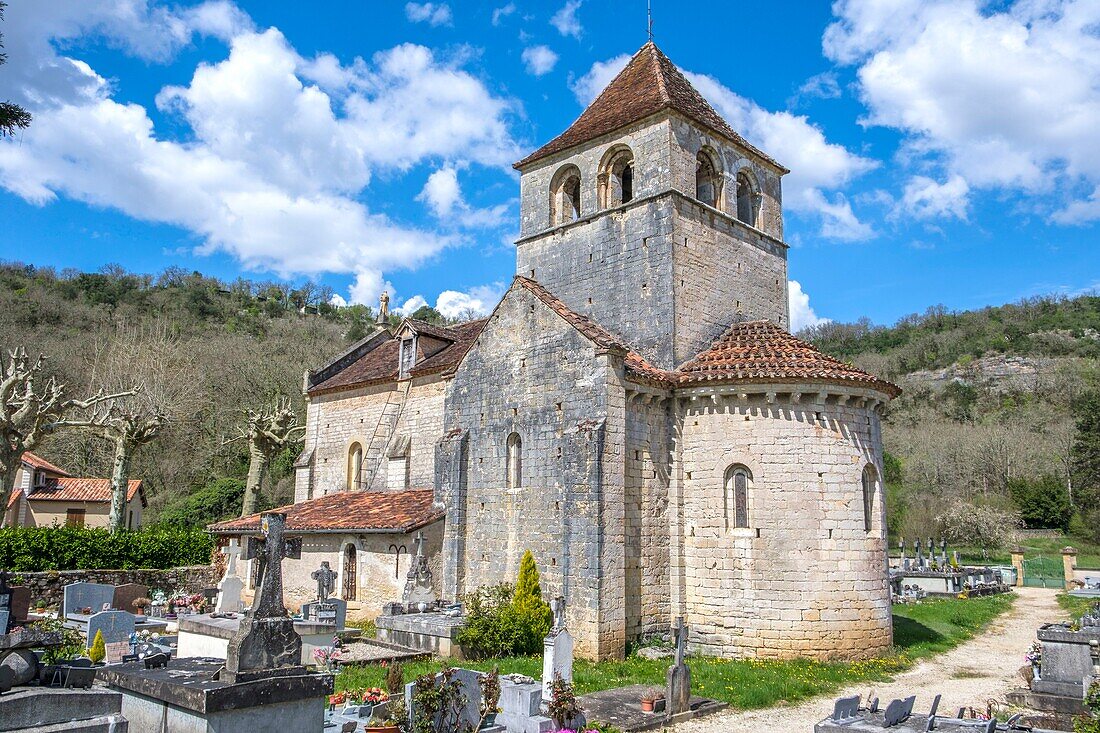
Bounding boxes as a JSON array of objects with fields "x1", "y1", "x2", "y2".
[
  {"x1": 514, "y1": 42, "x2": 784, "y2": 171},
  {"x1": 7, "y1": 488, "x2": 21, "y2": 509},
  {"x1": 308, "y1": 319, "x2": 488, "y2": 395},
  {"x1": 665, "y1": 320, "x2": 901, "y2": 396},
  {"x1": 21, "y1": 451, "x2": 70, "y2": 477},
  {"x1": 27, "y1": 478, "x2": 145, "y2": 505},
  {"x1": 207, "y1": 489, "x2": 443, "y2": 534}
]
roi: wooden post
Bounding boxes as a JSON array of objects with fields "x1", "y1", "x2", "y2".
[
  {"x1": 1011, "y1": 547, "x2": 1025, "y2": 588},
  {"x1": 1062, "y1": 546, "x2": 1078, "y2": 591}
]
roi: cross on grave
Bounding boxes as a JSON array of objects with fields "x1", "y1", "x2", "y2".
[
  {"x1": 311, "y1": 561, "x2": 338, "y2": 603},
  {"x1": 223, "y1": 512, "x2": 305, "y2": 684},
  {"x1": 222, "y1": 540, "x2": 243, "y2": 577},
  {"x1": 666, "y1": 616, "x2": 691, "y2": 719}
]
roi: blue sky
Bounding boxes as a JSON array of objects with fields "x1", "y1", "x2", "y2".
[{"x1": 1, "y1": 0, "x2": 1097, "y2": 330}]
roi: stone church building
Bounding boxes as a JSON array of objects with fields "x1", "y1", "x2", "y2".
[{"x1": 288, "y1": 42, "x2": 900, "y2": 661}]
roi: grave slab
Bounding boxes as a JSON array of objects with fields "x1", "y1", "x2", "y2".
[
  {"x1": 0, "y1": 686, "x2": 129, "y2": 732},
  {"x1": 87, "y1": 610, "x2": 136, "y2": 663},
  {"x1": 576, "y1": 684, "x2": 727, "y2": 733}
]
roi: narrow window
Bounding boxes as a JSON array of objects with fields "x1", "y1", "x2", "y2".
[
  {"x1": 399, "y1": 336, "x2": 416, "y2": 378},
  {"x1": 342, "y1": 544, "x2": 357, "y2": 601},
  {"x1": 65, "y1": 508, "x2": 86, "y2": 527},
  {"x1": 862, "y1": 464, "x2": 878, "y2": 532},
  {"x1": 724, "y1": 464, "x2": 751, "y2": 530},
  {"x1": 599, "y1": 147, "x2": 635, "y2": 208},
  {"x1": 506, "y1": 432, "x2": 522, "y2": 489},
  {"x1": 348, "y1": 442, "x2": 364, "y2": 491},
  {"x1": 696, "y1": 150, "x2": 720, "y2": 207},
  {"x1": 736, "y1": 171, "x2": 757, "y2": 227},
  {"x1": 550, "y1": 165, "x2": 582, "y2": 226}
]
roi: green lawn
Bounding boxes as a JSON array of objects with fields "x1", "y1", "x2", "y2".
[
  {"x1": 1057, "y1": 592, "x2": 1099, "y2": 621},
  {"x1": 336, "y1": 594, "x2": 1014, "y2": 713},
  {"x1": 889, "y1": 536, "x2": 1100, "y2": 569}
]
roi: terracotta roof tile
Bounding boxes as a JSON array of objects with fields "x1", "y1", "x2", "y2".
[
  {"x1": 21, "y1": 452, "x2": 70, "y2": 477},
  {"x1": 208, "y1": 489, "x2": 443, "y2": 534},
  {"x1": 308, "y1": 319, "x2": 488, "y2": 395},
  {"x1": 663, "y1": 320, "x2": 901, "y2": 396},
  {"x1": 7, "y1": 488, "x2": 21, "y2": 509},
  {"x1": 515, "y1": 42, "x2": 783, "y2": 171},
  {"x1": 27, "y1": 478, "x2": 145, "y2": 504}
]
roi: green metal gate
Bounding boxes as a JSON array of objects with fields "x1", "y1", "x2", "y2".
[{"x1": 1021, "y1": 555, "x2": 1063, "y2": 588}]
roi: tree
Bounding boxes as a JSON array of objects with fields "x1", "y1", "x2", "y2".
[
  {"x1": 0, "y1": 348, "x2": 133, "y2": 525},
  {"x1": 231, "y1": 396, "x2": 304, "y2": 516},
  {"x1": 1071, "y1": 390, "x2": 1100, "y2": 504},
  {"x1": 410, "y1": 305, "x2": 445, "y2": 324},
  {"x1": 155, "y1": 477, "x2": 245, "y2": 528},
  {"x1": 935, "y1": 499, "x2": 1022, "y2": 559},
  {"x1": 512, "y1": 550, "x2": 552, "y2": 650},
  {"x1": 1008, "y1": 474, "x2": 1072, "y2": 530},
  {"x1": 0, "y1": 2, "x2": 32, "y2": 138},
  {"x1": 87, "y1": 629, "x2": 106, "y2": 664}
]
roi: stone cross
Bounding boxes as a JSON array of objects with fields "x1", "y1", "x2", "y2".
[
  {"x1": 402, "y1": 531, "x2": 436, "y2": 605},
  {"x1": 666, "y1": 616, "x2": 691, "y2": 718},
  {"x1": 224, "y1": 512, "x2": 305, "y2": 684},
  {"x1": 311, "y1": 561, "x2": 338, "y2": 602},
  {"x1": 550, "y1": 596, "x2": 566, "y2": 634},
  {"x1": 541, "y1": 597, "x2": 573, "y2": 702},
  {"x1": 914, "y1": 539, "x2": 923, "y2": 568},
  {"x1": 222, "y1": 540, "x2": 243, "y2": 577}
]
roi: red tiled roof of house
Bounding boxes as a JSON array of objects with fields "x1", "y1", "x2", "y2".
[
  {"x1": 207, "y1": 489, "x2": 443, "y2": 534},
  {"x1": 7, "y1": 488, "x2": 21, "y2": 509},
  {"x1": 21, "y1": 451, "x2": 70, "y2": 477},
  {"x1": 27, "y1": 478, "x2": 145, "y2": 505},
  {"x1": 308, "y1": 319, "x2": 488, "y2": 395},
  {"x1": 514, "y1": 42, "x2": 784, "y2": 171},
  {"x1": 665, "y1": 320, "x2": 901, "y2": 396}
]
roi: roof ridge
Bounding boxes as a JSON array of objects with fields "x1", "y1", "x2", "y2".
[{"x1": 647, "y1": 42, "x2": 670, "y2": 103}]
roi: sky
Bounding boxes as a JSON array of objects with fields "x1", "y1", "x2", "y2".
[{"x1": 0, "y1": 0, "x2": 1098, "y2": 331}]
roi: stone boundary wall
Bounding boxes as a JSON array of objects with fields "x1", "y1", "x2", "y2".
[{"x1": 11, "y1": 565, "x2": 220, "y2": 607}]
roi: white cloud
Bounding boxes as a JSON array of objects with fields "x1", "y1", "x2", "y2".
[
  {"x1": 491, "y1": 3, "x2": 516, "y2": 26},
  {"x1": 404, "y1": 2, "x2": 452, "y2": 27},
  {"x1": 795, "y1": 71, "x2": 841, "y2": 101},
  {"x1": 521, "y1": 45, "x2": 559, "y2": 76},
  {"x1": 418, "y1": 167, "x2": 463, "y2": 217},
  {"x1": 396, "y1": 282, "x2": 505, "y2": 319},
  {"x1": 329, "y1": 293, "x2": 348, "y2": 308},
  {"x1": 825, "y1": 0, "x2": 1100, "y2": 223},
  {"x1": 788, "y1": 280, "x2": 831, "y2": 332},
  {"x1": 550, "y1": 0, "x2": 583, "y2": 38},
  {"x1": 395, "y1": 295, "x2": 429, "y2": 316},
  {"x1": 569, "y1": 53, "x2": 630, "y2": 105},
  {"x1": 896, "y1": 174, "x2": 970, "y2": 221},
  {"x1": 0, "y1": 4, "x2": 521, "y2": 307}
]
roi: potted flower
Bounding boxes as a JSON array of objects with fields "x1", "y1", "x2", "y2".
[
  {"x1": 313, "y1": 645, "x2": 341, "y2": 673},
  {"x1": 480, "y1": 666, "x2": 501, "y2": 728},
  {"x1": 640, "y1": 690, "x2": 665, "y2": 713},
  {"x1": 133, "y1": 597, "x2": 151, "y2": 617},
  {"x1": 363, "y1": 715, "x2": 400, "y2": 733},
  {"x1": 1025, "y1": 641, "x2": 1042, "y2": 682},
  {"x1": 34, "y1": 598, "x2": 47, "y2": 613}
]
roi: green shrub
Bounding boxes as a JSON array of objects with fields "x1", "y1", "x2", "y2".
[
  {"x1": 1008, "y1": 474, "x2": 1072, "y2": 530},
  {"x1": 456, "y1": 553, "x2": 553, "y2": 658},
  {"x1": 155, "y1": 478, "x2": 245, "y2": 528},
  {"x1": 0, "y1": 526, "x2": 214, "y2": 571},
  {"x1": 87, "y1": 630, "x2": 106, "y2": 664},
  {"x1": 513, "y1": 550, "x2": 552, "y2": 651}
]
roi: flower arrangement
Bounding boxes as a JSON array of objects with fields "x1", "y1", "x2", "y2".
[
  {"x1": 313, "y1": 645, "x2": 341, "y2": 670},
  {"x1": 1025, "y1": 641, "x2": 1042, "y2": 666}
]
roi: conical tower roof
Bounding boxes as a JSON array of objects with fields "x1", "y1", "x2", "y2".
[{"x1": 514, "y1": 41, "x2": 784, "y2": 171}]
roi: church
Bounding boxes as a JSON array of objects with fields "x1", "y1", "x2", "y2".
[{"x1": 261, "y1": 42, "x2": 900, "y2": 661}]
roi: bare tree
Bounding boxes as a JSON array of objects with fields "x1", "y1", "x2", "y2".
[
  {"x1": 230, "y1": 396, "x2": 304, "y2": 517},
  {"x1": 0, "y1": 348, "x2": 133, "y2": 524}
]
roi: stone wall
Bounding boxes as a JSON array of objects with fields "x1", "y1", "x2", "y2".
[
  {"x1": 12, "y1": 565, "x2": 220, "y2": 608},
  {"x1": 673, "y1": 388, "x2": 893, "y2": 660}
]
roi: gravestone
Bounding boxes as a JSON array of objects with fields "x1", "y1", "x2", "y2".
[
  {"x1": 215, "y1": 540, "x2": 245, "y2": 614},
  {"x1": 829, "y1": 694, "x2": 860, "y2": 724},
  {"x1": 404, "y1": 667, "x2": 484, "y2": 732},
  {"x1": 666, "y1": 617, "x2": 692, "y2": 719},
  {"x1": 63, "y1": 582, "x2": 114, "y2": 618},
  {"x1": 401, "y1": 531, "x2": 436, "y2": 606},
  {"x1": 112, "y1": 584, "x2": 149, "y2": 615},
  {"x1": 0, "y1": 572, "x2": 11, "y2": 634},
  {"x1": 498, "y1": 676, "x2": 552, "y2": 733},
  {"x1": 9, "y1": 586, "x2": 30, "y2": 626},
  {"x1": 311, "y1": 561, "x2": 337, "y2": 602},
  {"x1": 307, "y1": 597, "x2": 347, "y2": 630},
  {"x1": 87, "y1": 610, "x2": 137, "y2": 663},
  {"x1": 223, "y1": 512, "x2": 305, "y2": 684},
  {"x1": 542, "y1": 596, "x2": 574, "y2": 703}
]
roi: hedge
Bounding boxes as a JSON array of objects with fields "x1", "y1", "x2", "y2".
[{"x1": 0, "y1": 526, "x2": 215, "y2": 572}]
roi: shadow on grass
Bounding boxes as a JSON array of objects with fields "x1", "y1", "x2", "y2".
[{"x1": 892, "y1": 615, "x2": 946, "y2": 652}]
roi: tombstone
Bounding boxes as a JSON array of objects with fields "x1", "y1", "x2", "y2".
[
  {"x1": 307, "y1": 597, "x2": 347, "y2": 630},
  {"x1": 401, "y1": 531, "x2": 437, "y2": 606},
  {"x1": 215, "y1": 540, "x2": 246, "y2": 614},
  {"x1": 112, "y1": 583, "x2": 149, "y2": 615},
  {"x1": 498, "y1": 676, "x2": 551, "y2": 733},
  {"x1": 404, "y1": 667, "x2": 483, "y2": 733},
  {"x1": 914, "y1": 539, "x2": 924, "y2": 569},
  {"x1": 87, "y1": 610, "x2": 137, "y2": 663},
  {"x1": 311, "y1": 561, "x2": 338, "y2": 602},
  {"x1": 9, "y1": 585, "x2": 30, "y2": 626},
  {"x1": 63, "y1": 581, "x2": 115, "y2": 618},
  {"x1": 0, "y1": 572, "x2": 12, "y2": 634},
  {"x1": 223, "y1": 512, "x2": 305, "y2": 684},
  {"x1": 542, "y1": 597, "x2": 574, "y2": 702},
  {"x1": 884, "y1": 695, "x2": 916, "y2": 726},
  {"x1": 829, "y1": 694, "x2": 860, "y2": 724},
  {"x1": 666, "y1": 616, "x2": 692, "y2": 719}
]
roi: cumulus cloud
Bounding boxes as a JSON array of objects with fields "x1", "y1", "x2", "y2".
[
  {"x1": 788, "y1": 280, "x2": 830, "y2": 332},
  {"x1": 397, "y1": 282, "x2": 506, "y2": 319},
  {"x1": 824, "y1": 0, "x2": 1100, "y2": 224},
  {"x1": 569, "y1": 53, "x2": 630, "y2": 105},
  {"x1": 550, "y1": 0, "x2": 583, "y2": 38},
  {"x1": 896, "y1": 174, "x2": 970, "y2": 221},
  {"x1": 0, "y1": 2, "x2": 520, "y2": 306},
  {"x1": 491, "y1": 3, "x2": 516, "y2": 26},
  {"x1": 521, "y1": 45, "x2": 559, "y2": 76},
  {"x1": 417, "y1": 166, "x2": 511, "y2": 229},
  {"x1": 404, "y1": 2, "x2": 452, "y2": 26}
]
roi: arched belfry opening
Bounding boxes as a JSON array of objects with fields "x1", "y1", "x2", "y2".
[
  {"x1": 550, "y1": 165, "x2": 582, "y2": 226},
  {"x1": 696, "y1": 149, "x2": 721, "y2": 208},
  {"x1": 736, "y1": 171, "x2": 758, "y2": 227},
  {"x1": 599, "y1": 146, "x2": 634, "y2": 209}
]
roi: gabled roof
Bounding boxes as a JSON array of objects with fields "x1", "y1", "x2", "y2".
[
  {"x1": 207, "y1": 489, "x2": 443, "y2": 534},
  {"x1": 21, "y1": 451, "x2": 70, "y2": 477},
  {"x1": 514, "y1": 41, "x2": 784, "y2": 171},
  {"x1": 668, "y1": 320, "x2": 901, "y2": 396},
  {"x1": 308, "y1": 319, "x2": 488, "y2": 396},
  {"x1": 26, "y1": 478, "x2": 146, "y2": 506}
]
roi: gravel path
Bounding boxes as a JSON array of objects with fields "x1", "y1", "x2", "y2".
[{"x1": 675, "y1": 587, "x2": 1062, "y2": 733}]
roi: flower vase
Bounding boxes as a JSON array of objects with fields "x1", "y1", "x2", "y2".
[{"x1": 1032, "y1": 663, "x2": 1041, "y2": 681}]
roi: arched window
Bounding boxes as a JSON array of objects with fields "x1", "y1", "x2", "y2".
[
  {"x1": 342, "y1": 543, "x2": 357, "y2": 601},
  {"x1": 348, "y1": 442, "x2": 364, "y2": 491},
  {"x1": 549, "y1": 165, "x2": 582, "y2": 226},
  {"x1": 736, "y1": 171, "x2": 757, "y2": 227},
  {"x1": 724, "y1": 464, "x2": 752, "y2": 530},
  {"x1": 862, "y1": 464, "x2": 878, "y2": 532},
  {"x1": 695, "y1": 150, "x2": 721, "y2": 207},
  {"x1": 506, "y1": 432, "x2": 522, "y2": 489},
  {"x1": 599, "y1": 147, "x2": 634, "y2": 208}
]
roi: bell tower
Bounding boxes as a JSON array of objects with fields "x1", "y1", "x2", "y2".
[{"x1": 512, "y1": 42, "x2": 790, "y2": 370}]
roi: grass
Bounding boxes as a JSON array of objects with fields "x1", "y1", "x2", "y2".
[
  {"x1": 889, "y1": 536, "x2": 1100, "y2": 569},
  {"x1": 1057, "y1": 592, "x2": 1099, "y2": 621},
  {"x1": 336, "y1": 594, "x2": 1014, "y2": 712}
]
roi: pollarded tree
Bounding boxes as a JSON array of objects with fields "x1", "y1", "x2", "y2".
[
  {"x1": 231, "y1": 396, "x2": 304, "y2": 517},
  {"x1": 0, "y1": 348, "x2": 134, "y2": 525}
]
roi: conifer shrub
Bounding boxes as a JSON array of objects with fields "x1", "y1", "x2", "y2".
[
  {"x1": 456, "y1": 550, "x2": 553, "y2": 658},
  {"x1": 88, "y1": 629, "x2": 106, "y2": 664}
]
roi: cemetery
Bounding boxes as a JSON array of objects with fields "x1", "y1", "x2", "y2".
[{"x1": 890, "y1": 538, "x2": 1014, "y2": 602}]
